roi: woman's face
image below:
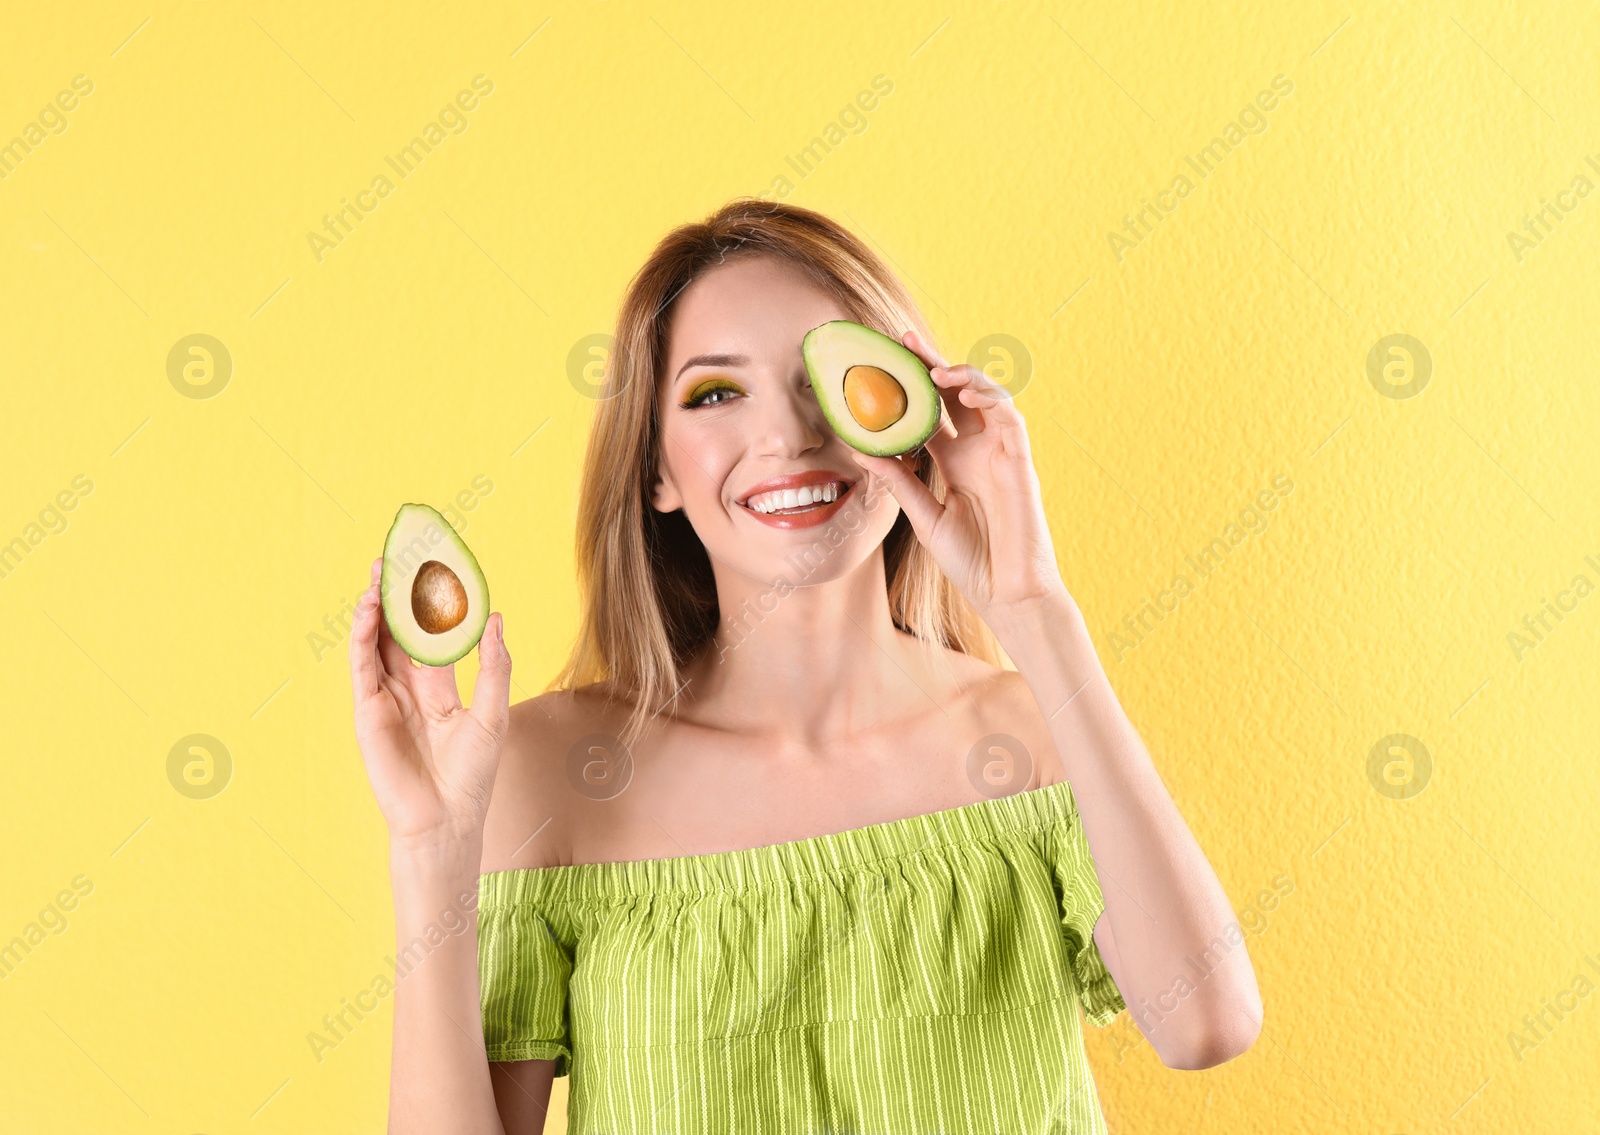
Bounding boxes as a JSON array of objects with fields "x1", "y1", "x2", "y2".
[{"x1": 651, "y1": 253, "x2": 900, "y2": 582}]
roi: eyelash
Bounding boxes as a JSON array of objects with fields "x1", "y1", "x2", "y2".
[
  {"x1": 681, "y1": 379, "x2": 742, "y2": 409},
  {"x1": 679, "y1": 377, "x2": 814, "y2": 409}
]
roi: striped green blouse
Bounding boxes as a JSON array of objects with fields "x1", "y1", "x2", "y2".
[{"x1": 478, "y1": 777, "x2": 1126, "y2": 1133}]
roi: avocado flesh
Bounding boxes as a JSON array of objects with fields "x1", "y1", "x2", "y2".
[
  {"x1": 802, "y1": 321, "x2": 942, "y2": 457},
  {"x1": 380, "y1": 503, "x2": 490, "y2": 667}
]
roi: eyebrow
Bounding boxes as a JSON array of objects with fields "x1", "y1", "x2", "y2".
[{"x1": 674, "y1": 353, "x2": 750, "y2": 384}]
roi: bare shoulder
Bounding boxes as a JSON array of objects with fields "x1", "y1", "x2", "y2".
[
  {"x1": 949, "y1": 650, "x2": 1068, "y2": 789},
  {"x1": 479, "y1": 683, "x2": 624, "y2": 874}
]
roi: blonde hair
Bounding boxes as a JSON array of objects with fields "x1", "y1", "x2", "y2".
[{"x1": 550, "y1": 197, "x2": 1002, "y2": 750}]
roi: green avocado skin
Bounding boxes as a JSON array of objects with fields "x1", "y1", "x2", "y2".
[
  {"x1": 802, "y1": 320, "x2": 941, "y2": 457},
  {"x1": 379, "y1": 502, "x2": 490, "y2": 667}
]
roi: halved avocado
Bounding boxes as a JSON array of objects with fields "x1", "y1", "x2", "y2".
[
  {"x1": 380, "y1": 503, "x2": 490, "y2": 667},
  {"x1": 802, "y1": 320, "x2": 942, "y2": 457}
]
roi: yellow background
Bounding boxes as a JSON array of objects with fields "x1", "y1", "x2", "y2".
[{"x1": 3, "y1": 0, "x2": 1597, "y2": 1130}]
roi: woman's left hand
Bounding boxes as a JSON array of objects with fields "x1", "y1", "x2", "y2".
[{"x1": 849, "y1": 329, "x2": 1072, "y2": 629}]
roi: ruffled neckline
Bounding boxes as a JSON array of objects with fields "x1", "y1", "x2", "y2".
[{"x1": 479, "y1": 777, "x2": 1081, "y2": 900}]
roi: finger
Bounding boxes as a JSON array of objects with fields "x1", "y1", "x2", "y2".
[
  {"x1": 370, "y1": 551, "x2": 467, "y2": 715},
  {"x1": 908, "y1": 331, "x2": 979, "y2": 438},
  {"x1": 412, "y1": 654, "x2": 466, "y2": 715},
  {"x1": 932, "y1": 361, "x2": 1010, "y2": 399},
  {"x1": 367, "y1": 607, "x2": 423, "y2": 718},
  {"x1": 848, "y1": 450, "x2": 944, "y2": 540},
  {"x1": 368, "y1": 556, "x2": 402, "y2": 681},
  {"x1": 469, "y1": 613, "x2": 513, "y2": 743},
  {"x1": 349, "y1": 579, "x2": 383, "y2": 700},
  {"x1": 900, "y1": 328, "x2": 950, "y2": 371},
  {"x1": 375, "y1": 591, "x2": 466, "y2": 718},
  {"x1": 927, "y1": 364, "x2": 985, "y2": 439},
  {"x1": 932, "y1": 362, "x2": 1033, "y2": 456},
  {"x1": 966, "y1": 361, "x2": 1036, "y2": 452}
]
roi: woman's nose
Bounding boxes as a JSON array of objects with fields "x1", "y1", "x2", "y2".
[{"x1": 753, "y1": 386, "x2": 827, "y2": 455}]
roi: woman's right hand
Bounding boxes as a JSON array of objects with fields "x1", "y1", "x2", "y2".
[{"x1": 348, "y1": 556, "x2": 513, "y2": 851}]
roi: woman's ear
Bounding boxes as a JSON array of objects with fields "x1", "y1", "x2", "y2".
[{"x1": 650, "y1": 466, "x2": 683, "y2": 513}]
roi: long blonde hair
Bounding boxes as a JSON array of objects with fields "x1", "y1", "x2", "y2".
[{"x1": 550, "y1": 197, "x2": 1002, "y2": 750}]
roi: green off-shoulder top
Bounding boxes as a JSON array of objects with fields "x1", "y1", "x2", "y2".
[{"x1": 477, "y1": 777, "x2": 1127, "y2": 1134}]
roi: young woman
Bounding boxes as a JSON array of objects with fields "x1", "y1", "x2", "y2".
[{"x1": 350, "y1": 199, "x2": 1262, "y2": 1133}]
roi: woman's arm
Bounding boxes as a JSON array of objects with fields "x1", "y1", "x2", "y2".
[
  {"x1": 387, "y1": 728, "x2": 564, "y2": 1134},
  {"x1": 489, "y1": 1060, "x2": 558, "y2": 1133},
  {"x1": 845, "y1": 329, "x2": 1262, "y2": 1071},
  {"x1": 990, "y1": 591, "x2": 1264, "y2": 1069},
  {"x1": 386, "y1": 829, "x2": 556, "y2": 1132},
  {"x1": 346, "y1": 555, "x2": 530, "y2": 1130},
  {"x1": 387, "y1": 836, "x2": 508, "y2": 1132}
]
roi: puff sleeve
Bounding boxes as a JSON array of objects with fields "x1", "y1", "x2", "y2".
[
  {"x1": 477, "y1": 884, "x2": 574, "y2": 1075},
  {"x1": 1046, "y1": 789, "x2": 1127, "y2": 1028}
]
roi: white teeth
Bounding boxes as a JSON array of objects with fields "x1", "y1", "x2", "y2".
[{"x1": 745, "y1": 482, "x2": 845, "y2": 513}]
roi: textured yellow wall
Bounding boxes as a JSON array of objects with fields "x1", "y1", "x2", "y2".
[{"x1": 3, "y1": 1, "x2": 1597, "y2": 1131}]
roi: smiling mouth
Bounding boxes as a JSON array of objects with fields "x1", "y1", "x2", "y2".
[{"x1": 739, "y1": 480, "x2": 853, "y2": 515}]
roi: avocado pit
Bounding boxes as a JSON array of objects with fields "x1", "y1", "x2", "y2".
[
  {"x1": 843, "y1": 365, "x2": 908, "y2": 432},
  {"x1": 412, "y1": 560, "x2": 469, "y2": 634}
]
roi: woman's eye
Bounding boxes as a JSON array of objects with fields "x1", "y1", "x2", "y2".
[{"x1": 682, "y1": 380, "x2": 742, "y2": 409}]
